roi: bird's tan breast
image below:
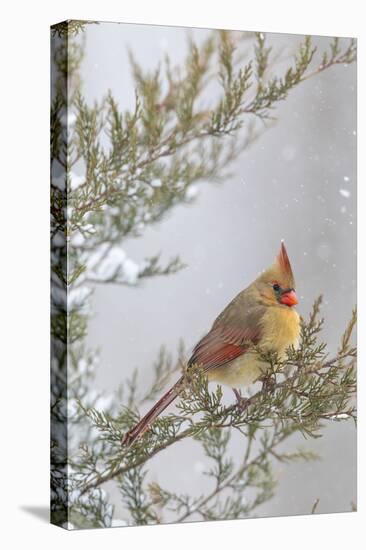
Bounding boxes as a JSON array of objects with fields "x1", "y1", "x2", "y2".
[
  {"x1": 208, "y1": 306, "x2": 300, "y2": 388},
  {"x1": 259, "y1": 306, "x2": 300, "y2": 357},
  {"x1": 207, "y1": 351, "x2": 263, "y2": 387}
]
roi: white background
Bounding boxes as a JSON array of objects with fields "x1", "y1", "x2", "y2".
[{"x1": 0, "y1": 1, "x2": 363, "y2": 549}]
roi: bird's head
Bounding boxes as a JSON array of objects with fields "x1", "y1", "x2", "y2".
[{"x1": 255, "y1": 242, "x2": 298, "y2": 308}]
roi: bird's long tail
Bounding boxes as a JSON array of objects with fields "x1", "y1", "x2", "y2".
[{"x1": 121, "y1": 376, "x2": 184, "y2": 447}]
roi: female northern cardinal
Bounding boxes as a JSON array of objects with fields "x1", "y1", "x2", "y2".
[{"x1": 122, "y1": 242, "x2": 300, "y2": 446}]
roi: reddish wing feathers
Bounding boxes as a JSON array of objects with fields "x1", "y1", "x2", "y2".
[
  {"x1": 188, "y1": 325, "x2": 261, "y2": 372},
  {"x1": 122, "y1": 324, "x2": 260, "y2": 446},
  {"x1": 122, "y1": 326, "x2": 261, "y2": 446}
]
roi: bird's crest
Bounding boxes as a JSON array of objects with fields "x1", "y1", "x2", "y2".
[
  {"x1": 259, "y1": 241, "x2": 296, "y2": 289},
  {"x1": 276, "y1": 241, "x2": 295, "y2": 285}
]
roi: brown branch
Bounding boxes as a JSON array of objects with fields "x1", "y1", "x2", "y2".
[{"x1": 79, "y1": 352, "x2": 352, "y2": 496}]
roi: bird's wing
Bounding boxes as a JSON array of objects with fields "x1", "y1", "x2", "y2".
[{"x1": 188, "y1": 324, "x2": 261, "y2": 373}]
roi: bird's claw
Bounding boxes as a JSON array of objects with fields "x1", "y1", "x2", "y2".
[
  {"x1": 233, "y1": 388, "x2": 248, "y2": 412},
  {"x1": 261, "y1": 377, "x2": 276, "y2": 393}
]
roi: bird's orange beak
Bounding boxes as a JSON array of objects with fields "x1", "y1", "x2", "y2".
[{"x1": 280, "y1": 289, "x2": 298, "y2": 307}]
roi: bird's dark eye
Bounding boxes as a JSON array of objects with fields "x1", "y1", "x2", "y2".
[{"x1": 273, "y1": 283, "x2": 280, "y2": 292}]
